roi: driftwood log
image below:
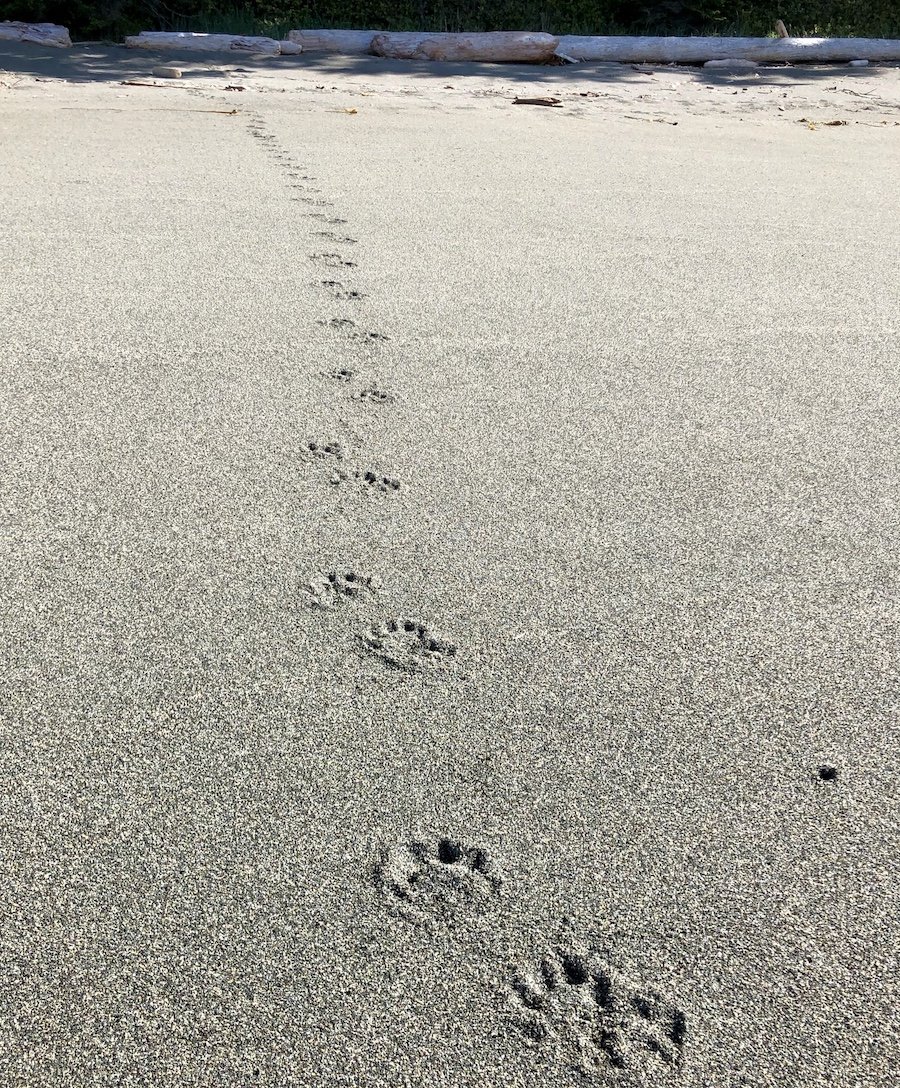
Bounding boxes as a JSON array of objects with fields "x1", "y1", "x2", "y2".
[
  {"x1": 371, "y1": 31, "x2": 559, "y2": 63},
  {"x1": 556, "y1": 35, "x2": 900, "y2": 63},
  {"x1": 287, "y1": 29, "x2": 376, "y2": 54},
  {"x1": 124, "y1": 32, "x2": 282, "y2": 55},
  {"x1": 0, "y1": 21, "x2": 71, "y2": 47}
]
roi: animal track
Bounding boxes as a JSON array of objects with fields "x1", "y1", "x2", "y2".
[
  {"x1": 316, "y1": 282, "x2": 365, "y2": 301},
  {"x1": 313, "y1": 231, "x2": 358, "y2": 244},
  {"x1": 311, "y1": 253, "x2": 357, "y2": 269},
  {"x1": 306, "y1": 569, "x2": 377, "y2": 609},
  {"x1": 322, "y1": 366, "x2": 356, "y2": 382},
  {"x1": 301, "y1": 440, "x2": 343, "y2": 462},
  {"x1": 355, "y1": 387, "x2": 394, "y2": 405},
  {"x1": 374, "y1": 837, "x2": 501, "y2": 923},
  {"x1": 510, "y1": 938, "x2": 687, "y2": 1081},
  {"x1": 355, "y1": 470, "x2": 400, "y2": 493},
  {"x1": 361, "y1": 616, "x2": 456, "y2": 670}
]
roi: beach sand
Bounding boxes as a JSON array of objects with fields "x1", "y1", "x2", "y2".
[{"x1": 1, "y1": 41, "x2": 898, "y2": 1087}]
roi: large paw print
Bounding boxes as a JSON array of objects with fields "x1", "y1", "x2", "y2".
[
  {"x1": 360, "y1": 617, "x2": 457, "y2": 671},
  {"x1": 510, "y1": 943, "x2": 687, "y2": 1079},
  {"x1": 375, "y1": 837, "x2": 502, "y2": 924}
]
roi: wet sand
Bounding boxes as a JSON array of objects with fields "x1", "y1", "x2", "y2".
[{"x1": 1, "y1": 41, "x2": 899, "y2": 1087}]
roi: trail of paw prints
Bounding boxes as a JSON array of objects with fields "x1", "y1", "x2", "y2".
[
  {"x1": 242, "y1": 117, "x2": 388, "y2": 356},
  {"x1": 360, "y1": 616, "x2": 458, "y2": 672},
  {"x1": 374, "y1": 836, "x2": 502, "y2": 927},
  {"x1": 245, "y1": 115, "x2": 348, "y2": 226},
  {"x1": 509, "y1": 932, "x2": 687, "y2": 1082}
]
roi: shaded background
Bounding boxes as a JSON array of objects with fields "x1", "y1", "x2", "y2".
[{"x1": 2, "y1": 0, "x2": 900, "y2": 45}]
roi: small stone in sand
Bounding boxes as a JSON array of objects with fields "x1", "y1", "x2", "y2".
[{"x1": 152, "y1": 66, "x2": 182, "y2": 79}]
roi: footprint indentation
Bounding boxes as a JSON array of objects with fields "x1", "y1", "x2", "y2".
[
  {"x1": 323, "y1": 366, "x2": 356, "y2": 382},
  {"x1": 311, "y1": 253, "x2": 357, "y2": 269},
  {"x1": 509, "y1": 939, "x2": 687, "y2": 1078},
  {"x1": 374, "y1": 836, "x2": 501, "y2": 923},
  {"x1": 307, "y1": 569, "x2": 377, "y2": 609},
  {"x1": 361, "y1": 616, "x2": 457, "y2": 671},
  {"x1": 355, "y1": 470, "x2": 400, "y2": 493},
  {"x1": 355, "y1": 387, "x2": 394, "y2": 405},
  {"x1": 302, "y1": 440, "x2": 343, "y2": 461},
  {"x1": 313, "y1": 232, "x2": 358, "y2": 243}
]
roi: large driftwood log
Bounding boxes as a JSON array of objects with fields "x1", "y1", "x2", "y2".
[
  {"x1": 287, "y1": 29, "x2": 376, "y2": 54},
  {"x1": 0, "y1": 21, "x2": 71, "y2": 47},
  {"x1": 371, "y1": 31, "x2": 559, "y2": 63},
  {"x1": 556, "y1": 35, "x2": 900, "y2": 63},
  {"x1": 125, "y1": 32, "x2": 282, "y2": 55}
]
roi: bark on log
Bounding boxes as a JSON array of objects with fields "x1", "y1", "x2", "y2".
[
  {"x1": 0, "y1": 21, "x2": 71, "y2": 47},
  {"x1": 371, "y1": 31, "x2": 559, "y2": 64},
  {"x1": 287, "y1": 29, "x2": 376, "y2": 54},
  {"x1": 556, "y1": 35, "x2": 900, "y2": 63},
  {"x1": 124, "y1": 32, "x2": 281, "y2": 56}
]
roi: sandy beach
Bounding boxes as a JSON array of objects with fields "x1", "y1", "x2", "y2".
[{"x1": 1, "y1": 39, "x2": 898, "y2": 1086}]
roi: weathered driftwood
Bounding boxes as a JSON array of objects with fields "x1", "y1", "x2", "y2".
[
  {"x1": 556, "y1": 35, "x2": 900, "y2": 63},
  {"x1": 125, "y1": 32, "x2": 281, "y2": 55},
  {"x1": 0, "y1": 21, "x2": 71, "y2": 47},
  {"x1": 287, "y1": 29, "x2": 376, "y2": 54},
  {"x1": 371, "y1": 31, "x2": 559, "y2": 63},
  {"x1": 278, "y1": 39, "x2": 303, "y2": 55}
]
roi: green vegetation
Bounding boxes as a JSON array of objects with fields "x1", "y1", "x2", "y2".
[{"x1": 2, "y1": 1, "x2": 899, "y2": 42}]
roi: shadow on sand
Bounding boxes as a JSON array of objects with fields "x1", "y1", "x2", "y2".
[{"x1": 0, "y1": 40, "x2": 891, "y2": 90}]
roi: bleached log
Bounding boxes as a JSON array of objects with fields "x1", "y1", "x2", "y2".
[
  {"x1": 125, "y1": 32, "x2": 281, "y2": 56},
  {"x1": 287, "y1": 29, "x2": 376, "y2": 54},
  {"x1": 0, "y1": 21, "x2": 71, "y2": 47},
  {"x1": 557, "y1": 35, "x2": 900, "y2": 64},
  {"x1": 371, "y1": 31, "x2": 559, "y2": 64},
  {"x1": 278, "y1": 39, "x2": 303, "y2": 55}
]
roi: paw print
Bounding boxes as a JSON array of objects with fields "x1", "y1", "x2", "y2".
[
  {"x1": 361, "y1": 617, "x2": 456, "y2": 670},
  {"x1": 306, "y1": 570, "x2": 377, "y2": 610},
  {"x1": 375, "y1": 836, "x2": 501, "y2": 924},
  {"x1": 510, "y1": 942, "x2": 687, "y2": 1079}
]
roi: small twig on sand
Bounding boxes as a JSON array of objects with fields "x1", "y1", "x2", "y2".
[{"x1": 513, "y1": 96, "x2": 562, "y2": 107}]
